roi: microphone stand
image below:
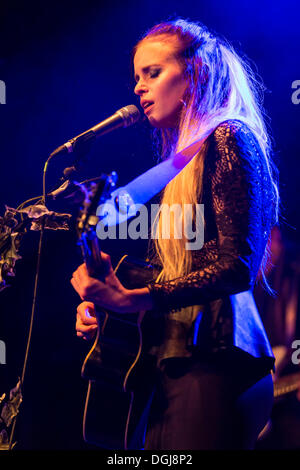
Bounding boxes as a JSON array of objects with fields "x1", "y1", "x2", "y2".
[{"x1": 4, "y1": 143, "x2": 96, "y2": 450}]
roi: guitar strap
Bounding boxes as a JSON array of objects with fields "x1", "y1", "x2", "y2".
[{"x1": 99, "y1": 131, "x2": 213, "y2": 227}]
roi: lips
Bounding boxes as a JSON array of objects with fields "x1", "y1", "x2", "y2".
[
  {"x1": 141, "y1": 100, "x2": 154, "y2": 112},
  {"x1": 144, "y1": 104, "x2": 154, "y2": 115}
]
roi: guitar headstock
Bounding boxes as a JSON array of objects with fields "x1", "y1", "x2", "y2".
[{"x1": 76, "y1": 172, "x2": 118, "y2": 236}]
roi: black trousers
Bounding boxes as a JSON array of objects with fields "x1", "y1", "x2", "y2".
[{"x1": 142, "y1": 353, "x2": 274, "y2": 450}]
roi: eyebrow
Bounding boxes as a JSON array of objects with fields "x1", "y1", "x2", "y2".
[{"x1": 134, "y1": 64, "x2": 162, "y2": 82}]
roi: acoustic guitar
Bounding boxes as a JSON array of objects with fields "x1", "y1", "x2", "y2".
[{"x1": 76, "y1": 174, "x2": 158, "y2": 450}]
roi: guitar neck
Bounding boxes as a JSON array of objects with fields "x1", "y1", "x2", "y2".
[
  {"x1": 274, "y1": 372, "x2": 300, "y2": 398},
  {"x1": 77, "y1": 174, "x2": 117, "y2": 281},
  {"x1": 81, "y1": 230, "x2": 104, "y2": 280}
]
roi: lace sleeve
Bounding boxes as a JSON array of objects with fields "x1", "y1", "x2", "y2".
[{"x1": 147, "y1": 120, "x2": 273, "y2": 313}]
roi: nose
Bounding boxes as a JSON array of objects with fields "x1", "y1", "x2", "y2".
[{"x1": 134, "y1": 80, "x2": 148, "y2": 96}]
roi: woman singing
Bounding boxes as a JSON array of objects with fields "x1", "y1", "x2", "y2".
[{"x1": 71, "y1": 19, "x2": 279, "y2": 450}]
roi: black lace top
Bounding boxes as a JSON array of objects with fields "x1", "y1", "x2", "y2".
[{"x1": 145, "y1": 120, "x2": 276, "y2": 367}]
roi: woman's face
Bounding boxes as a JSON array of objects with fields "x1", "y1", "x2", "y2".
[{"x1": 134, "y1": 40, "x2": 188, "y2": 128}]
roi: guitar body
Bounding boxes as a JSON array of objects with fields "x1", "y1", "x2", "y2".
[{"x1": 81, "y1": 255, "x2": 158, "y2": 449}]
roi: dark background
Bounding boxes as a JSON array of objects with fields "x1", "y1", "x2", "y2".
[{"x1": 0, "y1": 0, "x2": 299, "y2": 450}]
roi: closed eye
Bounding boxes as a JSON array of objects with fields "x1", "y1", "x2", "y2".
[
  {"x1": 134, "y1": 65, "x2": 162, "y2": 83},
  {"x1": 149, "y1": 68, "x2": 161, "y2": 79}
]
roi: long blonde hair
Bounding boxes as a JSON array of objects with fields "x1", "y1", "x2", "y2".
[{"x1": 134, "y1": 19, "x2": 279, "y2": 286}]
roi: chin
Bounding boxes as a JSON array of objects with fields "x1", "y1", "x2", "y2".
[{"x1": 148, "y1": 114, "x2": 177, "y2": 129}]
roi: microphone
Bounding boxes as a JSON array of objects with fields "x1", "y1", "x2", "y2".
[{"x1": 49, "y1": 105, "x2": 142, "y2": 158}]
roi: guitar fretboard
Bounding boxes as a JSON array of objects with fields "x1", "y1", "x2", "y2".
[{"x1": 274, "y1": 372, "x2": 300, "y2": 398}]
